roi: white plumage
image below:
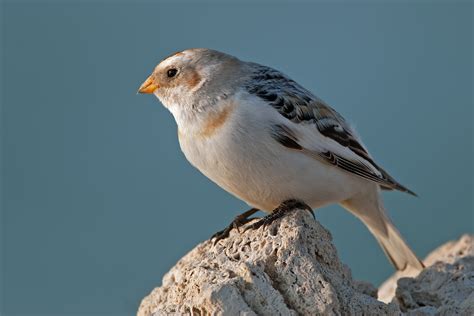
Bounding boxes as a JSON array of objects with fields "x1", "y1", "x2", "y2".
[{"x1": 139, "y1": 48, "x2": 424, "y2": 271}]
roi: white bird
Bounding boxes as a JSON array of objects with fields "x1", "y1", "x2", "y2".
[{"x1": 138, "y1": 48, "x2": 424, "y2": 271}]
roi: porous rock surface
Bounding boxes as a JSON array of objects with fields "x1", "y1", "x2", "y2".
[
  {"x1": 380, "y1": 234, "x2": 474, "y2": 315},
  {"x1": 137, "y1": 209, "x2": 473, "y2": 316},
  {"x1": 137, "y1": 209, "x2": 398, "y2": 315}
]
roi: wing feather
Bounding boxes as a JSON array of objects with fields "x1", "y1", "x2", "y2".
[{"x1": 250, "y1": 64, "x2": 416, "y2": 196}]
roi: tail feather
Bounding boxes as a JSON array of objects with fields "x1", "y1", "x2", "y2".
[
  {"x1": 341, "y1": 191, "x2": 424, "y2": 272},
  {"x1": 370, "y1": 221, "x2": 424, "y2": 271}
]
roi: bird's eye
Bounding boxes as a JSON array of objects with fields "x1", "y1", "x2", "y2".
[{"x1": 167, "y1": 68, "x2": 178, "y2": 78}]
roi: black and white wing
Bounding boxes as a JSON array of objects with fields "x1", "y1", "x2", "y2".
[{"x1": 245, "y1": 64, "x2": 416, "y2": 196}]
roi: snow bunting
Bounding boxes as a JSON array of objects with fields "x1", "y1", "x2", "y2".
[{"x1": 138, "y1": 48, "x2": 424, "y2": 271}]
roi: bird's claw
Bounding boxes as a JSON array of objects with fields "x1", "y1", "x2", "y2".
[
  {"x1": 212, "y1": 201, "x2": 313, "y2": 244},
  {"x1": 211, "y1": 208, "x2": 260, "y2": 244},
  {"x1": 243, "y1": 199, "x2": 314, "y2": 233}
]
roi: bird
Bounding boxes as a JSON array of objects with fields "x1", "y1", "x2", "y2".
[{"x1": 138, "y1": 48, "x2": 424, "y2": 272}]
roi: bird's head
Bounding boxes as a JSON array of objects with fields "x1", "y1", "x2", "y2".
[{"x1": 138, "y1": 49, "x2": 243, "y2": 119}]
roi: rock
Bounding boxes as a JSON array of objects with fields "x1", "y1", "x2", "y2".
[
  {"x1": 379, "y1": 234, "x2": 474, "y2": 315},
  {"x1": 137, "y1": 209, "x2": 473, "y2": 316},
  {"x1": 422, "y1": 234, "x2": 473, "y2": 266},
  {"x1": 137, "y1": 209, "x2": 399, "y2": 316},
  {"x1": 378, "y1": 268, "x2": 421, "y2": 304}
]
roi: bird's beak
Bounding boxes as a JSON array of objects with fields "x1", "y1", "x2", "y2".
[{"x1": 138, "y1": 75, "x2": 159, "y2": 94}]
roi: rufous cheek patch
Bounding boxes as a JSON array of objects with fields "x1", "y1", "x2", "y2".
[{"x1": 186, "y1": 70, "x2": 202, "y2": 89}]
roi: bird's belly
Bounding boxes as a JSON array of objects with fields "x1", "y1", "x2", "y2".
[{"x1": 179, "y1": 130, "x2": 363, "y2": 212}]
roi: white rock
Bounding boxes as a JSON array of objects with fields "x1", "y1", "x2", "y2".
[
  {"x1": 137, "y1": 209, "x2": 399, "y2": 315},
  {"x1": 379, "y1": 234, "x2": 474, "y2": 315},
  {"x1": 137, "y1": 209, "x2": 473, "y2": 316}
]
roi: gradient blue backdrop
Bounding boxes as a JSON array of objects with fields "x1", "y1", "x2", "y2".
[{"x1": 1, "y1": 1, "x2": 472, "y2": 315}]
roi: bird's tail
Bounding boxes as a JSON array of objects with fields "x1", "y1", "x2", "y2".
[
  {"x1": 341, "y1": 191, "x2": 424, "y2": 272},
  {"x1": 371, "y1": 218, "x2": 424, "y2": 271}
]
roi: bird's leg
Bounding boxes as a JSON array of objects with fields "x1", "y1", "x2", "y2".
[
  {"x1": 211, "y1": 208, "x2": 260, "y2": 244},
  {"x1": 244, "y1": 199, "x2": 314, "y2": 232}
]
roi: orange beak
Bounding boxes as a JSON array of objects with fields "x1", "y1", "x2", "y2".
[{"x1": 138, "y1": 75, "x2": 159, "y2": 94}]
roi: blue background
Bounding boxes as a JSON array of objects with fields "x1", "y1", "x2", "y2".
[{"x1": 1, "y1": 1, "x2": 472, "y2": 315}]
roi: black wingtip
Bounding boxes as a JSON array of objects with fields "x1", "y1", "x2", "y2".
[
  {"x1": 398, "y1": 185, "x2": 418, "y2": 197},
  {"x1": 406, "y1": 189, "x2": 418, "y2": 198}
]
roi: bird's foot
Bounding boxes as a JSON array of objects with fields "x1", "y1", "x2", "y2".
[
  {"x1": 211, "y1": 208, "x2": 260, "y2": 244},
  {"x1": 244, "y1": 199, "x2": 314, "y2": 232}
]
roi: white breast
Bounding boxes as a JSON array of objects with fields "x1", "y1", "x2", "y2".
[{"x1": 176, "y1": 94, "x2": 364, "y2": 212}]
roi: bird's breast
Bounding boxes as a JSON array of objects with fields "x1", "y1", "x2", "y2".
[
  {"x1": 175, "y1": 97, "x2": 360, "y2": 211},
  {"x1": 176, "y1": 106, "x2": 282, "y2": 210}
]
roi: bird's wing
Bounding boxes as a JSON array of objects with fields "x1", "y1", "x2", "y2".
[{"x1": 245, "y1": 64, "x2": 416, "y2": 196}]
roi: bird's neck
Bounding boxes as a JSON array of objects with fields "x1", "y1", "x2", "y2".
[{"x1": 172, "y1": 95, "x2": 238, "y2": 138}]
